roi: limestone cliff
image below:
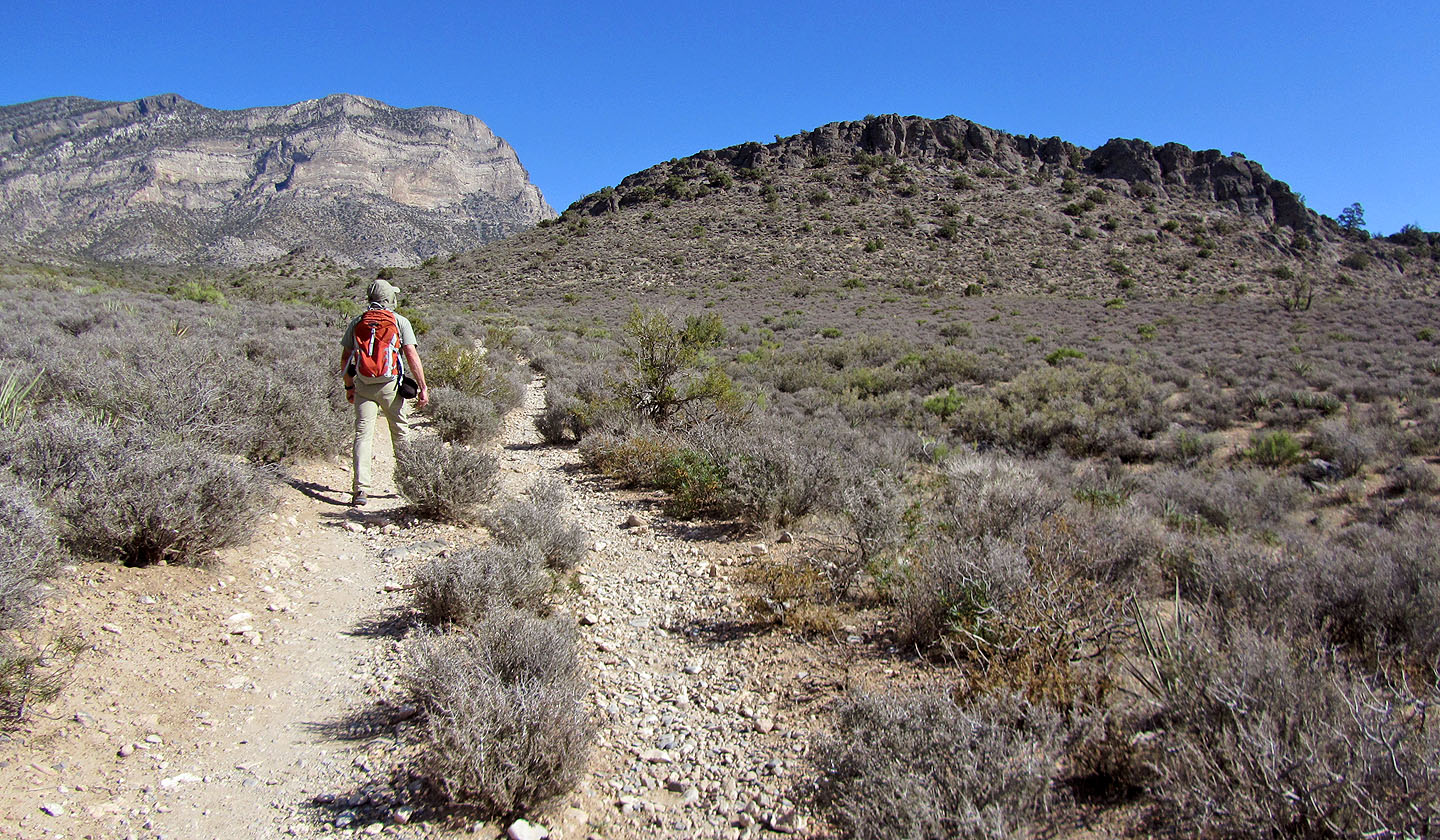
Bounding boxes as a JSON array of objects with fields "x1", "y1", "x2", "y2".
[{"x1": 0, "y1": 93, "x2": 555, "y2": 266}]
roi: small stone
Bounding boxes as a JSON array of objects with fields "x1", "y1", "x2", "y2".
[
  {"x1": 101, "y1": 623, "x2": 122, "y2": 635},
  {"x1": 117, "y1": 743, "x2": 135, "y2": 758},
  {"x1": 226, "y1": 612, "x2": 253, "y2": 625},
  {"x1": 41, "y1": 803, "x2": 65, "y2": 817},
  {"x1": 363, "y1": 823, "x2": 384, "y2": 836},
  {"x1": 682, "y1": 659, "x2": 704, "y2": 675},
  {"x1": 145, "y1": 733, "x2": 163, "y2": 744},
  {"x1": 593, "y1": 541, "x2": 607, "y2": 552},
  {"x1": 776, "y1": 531, "x2": 794, "y2": 544},
  {"x1": 382, "y1": 581, "x2": 404, "y2": 592},
  {"x1": 579, "y1": 613, "x2": 599, "y2": 626},
  {"x1": 770, "y1": 810, "x2": 806, "y2": 834},
  {"x1": 749, "y1": 544, "x2": 768, "y2": 557},
  {"x1": 507, "y1": 817, "x2": 549, "y2": 840},
  {"x1": 755, "y1": 718, "x2": 775, "y2": 734},
  {"x1": 160, "y1": 772, "x2": 202, "y2": 789},
  {"x1": 622, "y1": 513, "x2": 646, "y2": 528},
  {"x1": 344, "y1": 522, "x2": 364, "y2": 534},
  {"x1": 392, "y1": 806, "x2": 414, "y2": 825}
]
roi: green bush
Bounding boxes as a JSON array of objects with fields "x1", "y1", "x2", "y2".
[{"x1": 1245, "y1": 429, "x2": 1304, "y2": 467}]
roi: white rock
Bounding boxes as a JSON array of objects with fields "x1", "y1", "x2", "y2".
[
  {"x1": 226, "y1": 612, "x2": 253, "y2": 625},
  {"x1": 750, "y1": 544, "x2": 769, "y2": 557},
  {"x1": 579, "y1": 613, "x2": 599, "y2": 626},
  {"x1": 40, "y1": 803, "x2": 65, "y2": 817},
  {"x1": 160, "y1": 772, "x2": 202, "y2": 789},
  {"x1": 507, "y1": 817, "x2": 549, "y2": 840},
  {"x1": 382, "y1": 581, "x2": 403, "y2": 592}
]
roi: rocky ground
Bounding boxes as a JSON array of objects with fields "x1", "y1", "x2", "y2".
[{"x1": 0, "y1": 377, "x2": 910, "y2": 840}]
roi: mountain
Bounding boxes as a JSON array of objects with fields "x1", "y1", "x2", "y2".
[
  {"x1": 407, "y1": 113, "x2": 1435, "y2": 322},
  {"x1": 0, "y1": 93, "x2": 554, "y2": 267}
]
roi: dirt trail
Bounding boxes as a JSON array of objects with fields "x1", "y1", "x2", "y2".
[{"x1": 2, "y1": 378, "x2": 888, "y2": 839}]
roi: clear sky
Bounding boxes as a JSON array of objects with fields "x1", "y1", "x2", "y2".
[{"x1": 2, "y1": 0, "x2": 1435, "y2": 235}]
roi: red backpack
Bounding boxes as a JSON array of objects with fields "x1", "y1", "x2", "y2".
[{"x1": 351, "y1": 309, "x2": 403, "y2": 378}]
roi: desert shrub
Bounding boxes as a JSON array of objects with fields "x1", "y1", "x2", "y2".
[
  {"x1": 1143, "y1": 467, "x2": 1304, "y2": 535},
  {"x1": 954, "y1": 362, "x2": 1170, "y2": 459},
  {"x1": 2, "y1": 408, "x2": 269, "y2": 565},
  {"x1": 687, "y1": 415, "x2": 840, "y2": 527},
  {"x1": 1320, "y1": 514, "x2": 1440, "y2": 661},
  {"x1": 1154, "y1": 426, "x2": 1220, "y2": 467},
  {"x1": 424, "y1": 386, "x2": 501, "y2": 445},
  {"x1": 0, "y1": 472, "x2": 60, "y2": 630},
  {"x1": 1139, "y1": 616, "x2": 1439, "y2": 837},
  {"x1": 34, "y1": 312, "x2": 347, "y2": 463},
  {"x1": 1030, "y1": 506, "x2": 1166, "y2": 586},
  {"x1": 831, "y1": 468, "x2": 907, "y2": 594},
  {"x1": 1386, "y1": 458, "x2": 1438, "y2": 495},
  {"x1": 405, "y1": 613, "x2": 593, "y2": 814},
  {"x1": 615, "y1": 306, "x2": 739, "y2": 426},
  {"x1": 578, "y1": 427, "x2": 682, "y2": 488},
  {"x1": 413, "y1": 545, "x2": 548, "y2": 627},
  {"x1": 810, "y1": 689, "x2": 1078, "y2": 840},
  {"x1": 426, "y1": 340, "x2": 528, "y2": 414},
  {"x1": 1309, "y1": 415, "x2": 1386, "y2": 477},
  {"x1": 930, "y1": 452, "x2": 1061, "y2": 541},
  {"x1": 395, "y1": 436, "x2": 499, "y2": 524},
  {"x1": 486, "y1": 478, "x2": 587, "y2": 571},
  {"x1": 897, "y1": 536, "x2": 1122, "y2": 704}
]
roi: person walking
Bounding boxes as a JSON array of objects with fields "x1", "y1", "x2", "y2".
[{"x1": 340, "y1": 278, "x2": 428, "y2": 506}]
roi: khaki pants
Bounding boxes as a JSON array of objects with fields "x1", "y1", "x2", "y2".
[{"x1": 353, "y1": 377, "x2": 410, "y2": 495}]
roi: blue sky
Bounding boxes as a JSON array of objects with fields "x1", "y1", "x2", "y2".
[{"x1": 3, "y1": 0, "x2": 1435, "y2": 234}]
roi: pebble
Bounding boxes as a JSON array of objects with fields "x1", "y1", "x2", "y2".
[
  {"x1": 507, "y1": 818, "x2": 549, "y2": 840},
  {"x1": 117, "y1": 743, "x2": 135, "y2": 758},
  {"x1": 622, "y1": 513, "x2": 646, "y2": 528},
  {"x1": 101, "y1": 623, "x2": 122, "y2": 634},
  {"x1": 749, "y1": 544, "x2": 768, "y2": 557},
  {"x1": 579, "y1": 613, "x2": 600, "y2": 626},
  {"x1": 41, "y1": 803, "x2": 65, "y2": 817},
  {"x1": 382, "y1": 581, "x2": 404, "y2": 592}
]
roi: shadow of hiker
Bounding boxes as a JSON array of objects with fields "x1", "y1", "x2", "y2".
[
  {"x1": 347, "y1": 606, "x2": 420, "y2": 640},
  {"x1": 284, "y1": 477, "x2": 349, "y2": 507}
]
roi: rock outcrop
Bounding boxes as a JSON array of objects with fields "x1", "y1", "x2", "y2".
[
  {"x1": 0, "y1": 94, "x2": 555, "y2": 266},
  {"x1": 583, "y1": 113, "x2": 1321, "y2": 238}
]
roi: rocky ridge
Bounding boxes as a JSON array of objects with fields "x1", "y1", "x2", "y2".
[
  {"x1": 409, "y1": 113, "x2": 1434, "y2": 322},
  {"x1": 0, "y1": 93, "x2": 555, "y2": 267}
]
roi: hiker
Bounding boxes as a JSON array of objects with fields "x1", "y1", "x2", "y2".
[{"x1": 340, "y1": 278, "x2": 428, "y2": 507}]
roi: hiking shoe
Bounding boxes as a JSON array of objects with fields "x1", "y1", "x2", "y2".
[{"x1": 352, "y1": 491, "x2": 368, "y2": 507}]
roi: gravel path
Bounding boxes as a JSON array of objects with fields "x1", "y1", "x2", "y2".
[{"x1": 1, "y1": 376, "x2": 879, "y2": 839}]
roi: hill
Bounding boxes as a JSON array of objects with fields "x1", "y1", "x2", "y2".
[
  {"x1": 0, "y1": 93, "x2": 554, "y2": 267},
  {"x1": 410, "y1": 113, "x2": 1436, "y2": 323}
]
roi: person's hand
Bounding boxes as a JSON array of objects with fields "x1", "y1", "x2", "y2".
[
  {"x1": 345, "y1": 383, "x2": 355, "y2": 404},
  {"x1": 415, "y1": 385, "x2": 429, "y2": 409}
]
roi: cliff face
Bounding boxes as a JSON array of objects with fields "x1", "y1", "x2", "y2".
[{"x1": 0, "y1": 94, "x2": 555, "y2": 266}]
